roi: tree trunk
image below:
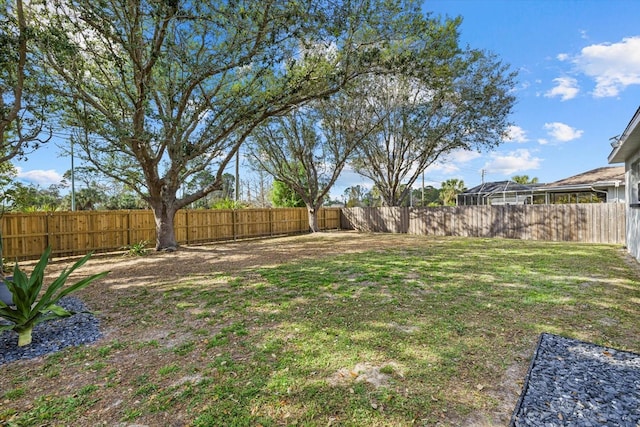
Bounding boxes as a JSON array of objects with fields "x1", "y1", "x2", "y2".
[
  {"x1": 151, "y1": 202, "x2": 178, "y2": 251},
  {"x1": 308, "y1": 207, "x2": 319, "y2": 233}
]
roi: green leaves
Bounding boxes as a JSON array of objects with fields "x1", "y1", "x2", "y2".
[{"x1": 0, "y1": 247, "x2": 109, "y2": 346}]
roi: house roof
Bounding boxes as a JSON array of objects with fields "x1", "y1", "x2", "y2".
[
  {"x1": 462, "y1": 166, "x2": 625, "y2": 197},
  {"x1": 541, "y1": 166, "x2": 625, "y2": 190},
  {"x1": 462, "y1": 180, "x2": 539, "y2": 195},
  {"x1": 609, "y1": 105, "x2": 640, "y2": 163}
]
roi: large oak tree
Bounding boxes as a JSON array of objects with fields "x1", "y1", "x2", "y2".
[
  {"x1": 38, "y1": 0, "x2": 422, "y2": 250},
  {"x1": 349, "y1": 21, "x2": 517, "y2": 206}
]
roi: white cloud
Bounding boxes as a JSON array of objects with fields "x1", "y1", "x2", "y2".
[
  {"x1": 573, "y1": 36, "x2": 640, "y2": 97},
  {"x1": 544, "y1": 77, "x2": 579, "y2": 101},
  {"x1": 448, "y1": 150, "x2": 482, "y2": 163},
  {"x1": 483, "y1": 149, "x2": 541, "y2": 176},
  {"x1": 557, "y1": 53, "x2": 569, "y2": 61},
  {"x1": 504, "y1": 125, "x2": 528, "y2": 143},
  {"x1": 543, "y1": 122, "x2": 584, "y2": 142},
  {"x1": 16, "y1": 167, "x2": 64, "y2": 186},
  {"x1": 427, "y1": 150, "x2": 482, "y2": 175},
  {"x1": 427, "y1": 162, "x2": 459, "y2": 175}
]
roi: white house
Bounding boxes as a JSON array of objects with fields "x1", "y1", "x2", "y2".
[{"x1": 608, "y1": 106, "x2": 640, "y2": 261}]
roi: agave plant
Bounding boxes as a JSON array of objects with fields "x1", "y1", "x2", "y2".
[{"x1": 0, "y1": 247, "x2": 108, "y2": 346}]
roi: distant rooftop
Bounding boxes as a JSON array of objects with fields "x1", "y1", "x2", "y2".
[
  {"x1": 462, "y1": 180, "x2": 541, "y2": 195},
  {"x1": 542, "y1": 166, "x2": 624, "y2": 188}
]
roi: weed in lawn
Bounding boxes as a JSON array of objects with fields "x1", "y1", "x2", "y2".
[
  {"x1": 44, "y1": 367, "x2": 61, "y2": 379},
  {"x1": 379, "y1": 365, "x2": 396, "y2": 375},
  {"x1": 111, "y1": 340, "x2": 127, "y2": 350},
  {"x1": 121, "y1": 408, "x2": 143, "y2": 422},
  {"x1": 205, "y1": 333, "x2": 229, "y2": 348},
  {"x1": 173, "y1": 341, "x2": 196, "y2": 356},
  {"x1": 97, "y1": 346, "x2": 112, "y2": 357},
  {"x1": 134, "y1": 382, "x2": 158, "y2": 397},
  {"x1": 86, "y1": 361, "x2": 107, "y2": 371},
  {"x1": 176, "y1": 301, "x2": 197, "y2": 309},
  {"x1": 158, "y1": 364, "x2": 181, "y2": 376},
  {"x1": 220, "y1": 321, "x2": 249, "y2": 336},
  {"x1": 3, "y1": 387, "x2": 26, "y2": 399},
  {"x1": 137, "y1": 339, "x2": 160, "y2": 349}
]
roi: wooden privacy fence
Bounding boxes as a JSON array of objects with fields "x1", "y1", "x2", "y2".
[
  {"x1": 341, "y1": 204, "x2": 626, "y2": 245},
  {"x1": 1, "y1": 207, "x2": 341, "y2": 260}
]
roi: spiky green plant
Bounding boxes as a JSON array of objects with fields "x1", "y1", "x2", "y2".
[
  {"x1": 122, "y1": 241, "x2": 149, "y2": 257},
  {"x1": 0, "y1": 247, "x2": 109, "y2": 346}
]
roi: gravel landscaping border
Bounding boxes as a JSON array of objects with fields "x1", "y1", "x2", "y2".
[
  {"x1": 510, "y1": 333, "x2": 640, "y2": 426},
  {"x1": 0, "y1": 297, "x2": 101, "y2": 366}
]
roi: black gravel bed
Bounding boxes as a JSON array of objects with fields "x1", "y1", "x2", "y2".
[
  {"x1": 0, "y1": 297, "x2": 101, "y2": 366},
  {"x1": 511, "y1": 333, "x2": 640, "y2": 426}
]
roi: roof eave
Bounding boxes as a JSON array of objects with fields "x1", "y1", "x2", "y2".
[
  {"x1": 540, "y1": 181, "x2": 623, "y2": 192},
  {"x1": 609, "y1": 106, "x2": 640, "y2": 164}
]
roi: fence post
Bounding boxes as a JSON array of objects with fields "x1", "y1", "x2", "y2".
[
  {"x1": 233, "y1": 209, "x2": 237, "y2": 241},
  {"x1": 127, "y1": 210, "x2": 132, "y2": 248},
  {"x1": 185, "y1": 210, "x2": 190, "y2": 245},
  {"x1": 46, "y1": 212, "x2": 53, "y2": 259},
  {"x1": 269, "y1": 209, "x2": 273, "y2": 236}
]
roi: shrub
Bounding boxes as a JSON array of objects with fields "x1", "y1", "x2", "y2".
[
  {"x1": 122, "y1": 241, "x2": 149, "y2": 257},
  {"x1": 0, "y1": 247, "x2": 109, "y2": 346}
]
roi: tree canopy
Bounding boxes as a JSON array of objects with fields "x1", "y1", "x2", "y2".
[
  {"x1": 439, "y1": 178, "x2": 465, "y2": 206},
  {"x1": 270, "y1": 180, "x2": 305, "y2": 208},
  {"x1": 348, "y1": 21, "x2": 516, "y2": 206},
  {"x1": 512, "y1": 175, "x2": 539, "y2": 184},
  {"x1": 35, "y1": 0, "x2": 436, "y2": 249},
  {"x1": 0, "y1": 0, "x2": 52, "y2": 163},
  {"x1": 247, "y1": 91, "x2": 373, "y2": 231}
]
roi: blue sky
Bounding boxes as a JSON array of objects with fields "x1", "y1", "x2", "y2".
[{"x1": 13, "y1": 0, "x2": 640, "y2": 201}]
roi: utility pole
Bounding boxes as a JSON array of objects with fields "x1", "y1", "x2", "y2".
[
  {"x1": 70, "y1": 137, "x2": 76, "y2": 211},
  {"x1": 481, "y1": 169, "x2": 486, "y2": 184},
  {"x1": 421, "y1": 171, "x2": 425, "y2": 207},
  {"x1": 235, "y1": 149, "x2": 240, "y2": 202}
]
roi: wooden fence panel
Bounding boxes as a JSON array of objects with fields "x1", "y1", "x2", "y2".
[
  {"x1": 236, "y1": 209, "x2": 271, "y2": 239},
  {"x1": 342, "y1": 207, "x2": 409, "y2": 233},
  {"x1": 125, "y1": 210, "x2": 156, "y2": 246},
  {"x1": 318, "y1": 208, "x2": 341, "y2": 230},
  {"x1": 2, "y1": 212, "x2": 47, "y2": 259},
  {"x1": 179, "y1": 209, "x2": 234, "y2": 244},
  {"x1": 0, "y1": 207, "x2": 341, "y2": 260},
  {"x1": 342, "y1": 204, "x2": 626, "y2": 245}
]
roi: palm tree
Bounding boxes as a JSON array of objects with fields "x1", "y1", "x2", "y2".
[
  {"x1": 512, "y1": 175, "x2": 539, "y2": 184},
  {"x1": 439, "y1": 179, "x2": 466, "y2": 206}
]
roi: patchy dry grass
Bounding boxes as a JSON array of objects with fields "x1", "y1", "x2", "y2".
[{"x1": 1, "y1": 232, "x2": 639, "y2": 426}]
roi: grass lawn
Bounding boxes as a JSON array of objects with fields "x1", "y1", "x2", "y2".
[{"x1": 1, "y1": 232, "x2": 639, "y2": 426}]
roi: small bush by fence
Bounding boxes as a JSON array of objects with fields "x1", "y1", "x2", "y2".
[
  {"x1": 1, "y1": 207, "x2": 341, "y2": 260},
  {"x1": 341, "y1": 204, "x2": 626, "y2": 245}
]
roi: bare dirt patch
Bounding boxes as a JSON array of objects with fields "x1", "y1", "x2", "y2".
[{"x1": 328, "y1": 362, "x2": 401, "y2": 388}]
